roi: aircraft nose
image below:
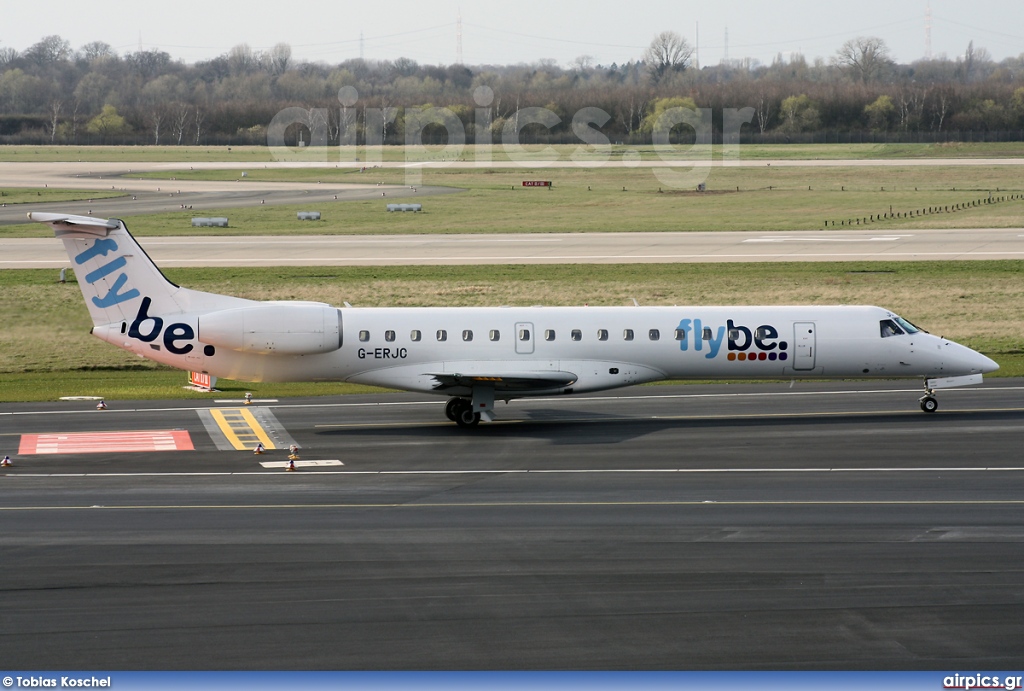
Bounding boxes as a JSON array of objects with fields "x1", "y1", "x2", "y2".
[
  {"x1": 956, "y1": 342, "x2": 999, "y2": 374},
  {"x1": 976, "y1": 351, "x2": 1000, "y2": 374}
]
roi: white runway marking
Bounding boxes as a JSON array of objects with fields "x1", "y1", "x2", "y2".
[
  {"x1": 258, "y1": 460, "x2": 344, "y2": 468},
  {"x1": 5, "y1": 465, "x2": 1024, "y2": 480},
  {"x1": 4, "y1": 386, "x2": 1022, "y2": 417}
]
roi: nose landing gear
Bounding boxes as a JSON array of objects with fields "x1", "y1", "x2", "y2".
[{"x1": 919, "y1": 382, "x2": 938, "y2": 413}]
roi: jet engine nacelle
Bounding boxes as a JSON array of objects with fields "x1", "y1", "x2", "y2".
[{"x1": 198, "y1": 303, "x2": 342, "y2": 355}]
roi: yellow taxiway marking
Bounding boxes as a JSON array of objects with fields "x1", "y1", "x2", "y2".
[{"x1": 209, "y1": 407, "x2": 275, "y2": 450}]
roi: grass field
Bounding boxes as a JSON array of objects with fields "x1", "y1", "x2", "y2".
[
  {"x1": 0, "y1": 188, "x2": 124, "y2": 204},
  {"x1": 1, "y1": 262, "x2": 1020, "y2": 402},
  {"x1": 96, "y1": 163, "x2": 1024, "y2": 237},
  {"x1": 2, "y1": 142, "x2": 1024, "y2": 163}
]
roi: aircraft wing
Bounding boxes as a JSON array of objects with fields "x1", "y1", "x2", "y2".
[{"x1": 428, "y1": 370, "x2": 578, "y2": 393}]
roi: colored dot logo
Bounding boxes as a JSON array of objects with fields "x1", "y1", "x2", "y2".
[{"x1": 727, "y1": 351, "x2": 788, "y2": 361}]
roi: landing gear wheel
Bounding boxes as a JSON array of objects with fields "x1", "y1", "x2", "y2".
[
  {"x1": 446, "y1": 398, "x2": 479, "y2": 427},
  {"x1": 919, "y1": 395, "x2": 938, "y2": 413},
  {"x1": 445, "y1": 398, "x2": 462, "y2": 422},
  {"x1": 455, "y1": 406, "x2": 481, "y2": 428}
]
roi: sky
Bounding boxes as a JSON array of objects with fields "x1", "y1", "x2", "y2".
[{"x1": 3, "y1": 0, "x2": 1022, "y2": 68}]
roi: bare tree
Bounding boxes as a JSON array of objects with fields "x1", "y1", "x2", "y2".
[
  {"x1": 931, "y1": 86, "x2": 954, "y2": 130},
  {"x1": 150, "y1": 108, "x2": 164, "y2": 145},
  {"x1": 268, "y1": 43, "x2": 292, "y2": 75},
  {"x1": 643, "y1": 31, "x2": 693, "y2": 83},
  {"x1": 24, "y1": 35, "x2": 72, "y2": 67},
  {"x1": 69, "y1": 99, "x2": 80, "y2": 143},
  {"x1": 0, "y1": 45, "x2": 17, "y2": 68},
  {"x1": 755, "y1": 90, "x2": 773, "y2": 133},
  {"x1": 228, "y1": 44, "x2": 257, "y2": 75},
  {"x1": 959, "y1": 40, "x2": 992, "y2": 82},
  {"x1": 79, "y1": 41, "x2": 115, "y2": 62},
  {"x1": 172, "y1": 103, "x2": 190, "y2": 145},
  {"x1": 194, "y1": 106, "x2": 205, "y2": 144},
  {"x1": 833, "y1": 36, "x2": 892, "y2": 83},
  {"x1": 48, "y1": 99, "x2": 62, "y2": 143}
]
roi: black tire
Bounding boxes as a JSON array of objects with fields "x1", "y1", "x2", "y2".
[
  {"x1": 455, "y1": 406, "x2": 481, "y2": 427},
  {"x1": 445, "y1": 398, "x2": 462, "y2": 422},
  {"x1": 920, "y1": 396, "x2": 938, "y2": 413}
]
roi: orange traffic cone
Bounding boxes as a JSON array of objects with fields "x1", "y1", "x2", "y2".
[
  {"x1": 286, "y1": 458, "x2": 296, "y2": 471},
  {"x1": 253, "y1": 442, "x2": 265, "y2": 455},
  {"x1": 1, "y1": 455, "x2": 12, "y2": 467}
]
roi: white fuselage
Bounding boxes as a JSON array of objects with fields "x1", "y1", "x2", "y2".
[{"x1": 93, "y1": 302, "x2": 995, "y2": 398}]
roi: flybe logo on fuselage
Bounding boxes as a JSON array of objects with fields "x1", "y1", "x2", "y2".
[
  {"x1": 74, "y1": 238, "x2": 140, "y2": 307},
  {"x1": 677, "y1": 318, "x2": 790, "y2": 361}
]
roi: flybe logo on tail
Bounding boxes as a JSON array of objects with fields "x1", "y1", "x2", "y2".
[
  {"x1": 74, "y1": 238, "x2": 140, "y2": 307},
  {"x1": 677, "y1": 318, "x2": 789, "y2": 361}
]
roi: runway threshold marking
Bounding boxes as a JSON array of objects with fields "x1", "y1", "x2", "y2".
[
  {"x1": 17, "y1": 430, "x2": 193, "y2": 455},
  {"x1": 206, "y1": 408, "x2": 276, "y2": 450}
]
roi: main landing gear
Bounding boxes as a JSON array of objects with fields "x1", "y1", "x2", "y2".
[
  {"x1": 445, "y1": 397, "x2": 480, "y2": 427},
  {"x1": 919, "y1": 383, "x2": 938, "y2": 413}
]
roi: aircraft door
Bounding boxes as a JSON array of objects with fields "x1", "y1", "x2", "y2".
[
  {"x1": 515, "y1": 322, "x2": 535, "y2": 354},
  {"x1": 793, "y1": 322, "x2": 816, "y2": 370}
]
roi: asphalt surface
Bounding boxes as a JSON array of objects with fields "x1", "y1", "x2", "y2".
[
  {"x1": 2, "y1": 380, "x2": 1023, "y2": 669},
  {"x1": 6, "y1": 228, "x2": 1024, "y2": 268}
]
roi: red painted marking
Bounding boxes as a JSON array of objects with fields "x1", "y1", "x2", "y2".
[{"x1": 18, "y1": 430, "x2": 194, "y2": 455}]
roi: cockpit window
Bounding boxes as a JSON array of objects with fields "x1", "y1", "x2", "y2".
[
  {"x1": 879, "y1": 319, "x2": 905, "y2": 338},
  {"x1": 893, "y1": 316, "x2": 920, "y2": 334}
]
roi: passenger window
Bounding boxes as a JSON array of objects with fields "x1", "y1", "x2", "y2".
[
  {"x1": 489, "y1": 330, "x2": 500, "y2": 342},
  {"x1": 436, "y1": 330, "x2": 447, "y2": 342},
  {"x1": 359, "y1": 330, "x2": 370, "y2": 342},
  {"x1": 727, "y1": 329, "x2": 738, "y2": 340},
  {"x1": 649, "y1": 329, "x2": 660, "y2": 341},
  {"x1": 597, "y1": 329, "x2": 608, "y2": 341},
  {"x1": 410, "y1": 330, "x2": 421, "y2": 342},
  {"x1": 674, "y1": 329, "x2": 686, "y2": 341},
  {"x1": 704, "y1": 327, "x2": 714, "y2": 341},
  {"x1": 623, "y1": 329, "x2": 634, "y2": 341},
  {"x1": 519, "y1": 329, "x2": 530, "y2": 341},
  {"x1": 385, "y1": 330, "x2": 396, "y2": 342},
  {"x1": 463, "y1": 330, "x2": 473, "y2": 342},
  {"x1": 571, "y1": 329, "x2": 582, "y2": 341},
  {"x1": 545, "y1": 329, "x2": 556, "y2": 341},
  {"x1": 879, "y1": 319, "x2": 904, "y2": 338}
]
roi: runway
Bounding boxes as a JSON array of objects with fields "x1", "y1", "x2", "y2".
[
  {"x1": 2, "y1": 381, "x2": 1023, "y2": 668},
  {"x1": 5, "y1": 228, "x2": 1024, "y2": 267}
]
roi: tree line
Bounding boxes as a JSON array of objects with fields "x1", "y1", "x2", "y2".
[{"x1": 1, "y1": 33, "x2": 1023, "y2": 145}]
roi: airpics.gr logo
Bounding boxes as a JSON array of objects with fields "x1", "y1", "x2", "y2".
[{"x1": 677, "y1": 318, "x2": 789, "y2": 362}]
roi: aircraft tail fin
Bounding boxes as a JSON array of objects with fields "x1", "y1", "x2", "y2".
[{"x1": 30, "y1": 212, "x2": 248, "y2": 328}]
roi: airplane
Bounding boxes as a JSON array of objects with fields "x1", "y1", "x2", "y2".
[{"x1": 31, "y1": 212, "x2": 999, "y2": 427}]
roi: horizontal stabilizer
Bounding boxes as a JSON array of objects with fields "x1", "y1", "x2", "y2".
[{"x1": 27, "y1": 212, "x2": 119, "y2": 237}]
